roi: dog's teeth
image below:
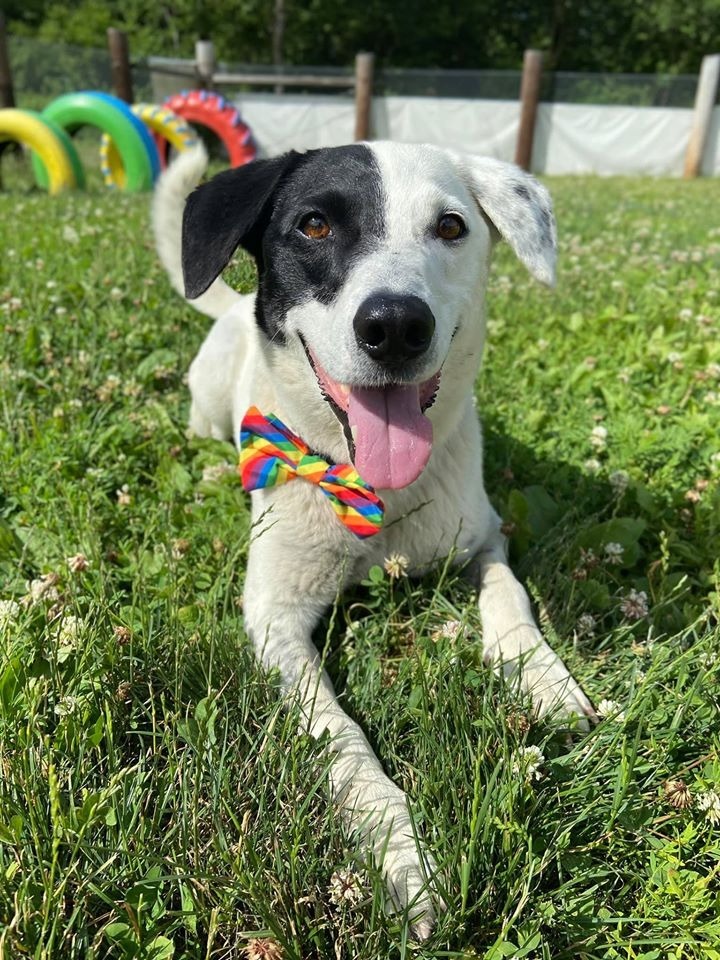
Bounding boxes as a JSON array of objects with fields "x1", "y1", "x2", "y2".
[
  {"x1": 339, "y1": 383, "x2": 350, "y2": 397},
  {"x1": 350, "y1": 425, "x2": 358, "y2": 441}
]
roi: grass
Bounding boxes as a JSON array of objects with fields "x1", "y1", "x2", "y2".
[{"x1": 0, "y1": 147, "x2": 719, "y2": 959}]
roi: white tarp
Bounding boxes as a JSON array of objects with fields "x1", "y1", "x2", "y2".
[{"x1": 229, "y1": 92, "x2": 720, "y2": 176}]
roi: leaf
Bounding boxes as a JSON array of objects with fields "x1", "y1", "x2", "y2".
[
  {"x1": 87, "y1": 714, "x2": 105, "y2": 748},
  {"x1": 179, "y1": 881, "x2": 197, "y2": 935},
  {"x1": 367, "y1": 565, "x2": 385, "y2": 584},
  {"x1": 22, "y1": 324, "x2": 41, "y2": 366},
  {"x1": 0, "y1": 657, "x2": 24, "y2": 711},
  {"x1": 0, "y1": 519, "x2": 23, "y2": 561},
  {"x1": 135, "y1": 349, "x2": 178, "y2": 383},
  {"x1": 522, "y1": 485, "x2": 560, "y2": 539},
  {"x1": 577, "y1": 579, "x2": 611, "y2": 611},
  {"x1": 146, "y1": 936, "x2": 174, "y2": 960}
]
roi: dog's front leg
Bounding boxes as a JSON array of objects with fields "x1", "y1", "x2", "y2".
[
  {"x1": 243, "y1": 528, "x2": 439, "y2": 939},
  {"x1": 471, "y1": 513, "x2": 596, "y2": 726}
]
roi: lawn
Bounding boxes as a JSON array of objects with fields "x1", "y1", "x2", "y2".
[{"x1": 0, "y1": 153, "x2": 719, "y2": 959}]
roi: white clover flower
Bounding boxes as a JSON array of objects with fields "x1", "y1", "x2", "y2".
[
  {"x1": 96, "y1": 375, "x2": 121, "y2": 402},
  {"x1": 66, "y1": 553, "x2": 89, "y2": 573},
  {"x1": 202, "y1": 462, "x2": 234, "y2": 483},
  {"x1": 696, "y1": 789, "x2": 720, "y2": 826},
  {"x1": 244, "y1": 938, "x2": 284, "y2": 960},
  {"x1": 109, "y1": 286, "x2": 124, "y2": 300},
  {"x1": 171, "y1": 538, "x2": 190, "y2": 560},
  {"x1": 62, "y1": 225, "x2": 80, "y2": 244},
  {"x1": 0, "y1": 599, "x2": 20, "y2": 628},
  {"x1": 603, "y1": 542, "x2": 624, "y2": 565},
  {"x1": 584, "y1": 457, "x2": 602, "y2": 474},
  {"x1": 54, "y1": 695, "x2": 78, "y2": 717},
  {"x1": 56, "y1": 615, "x2": 82, "y2": 646},
  {"x1": 590, "y1": 425, "x2": 608, "y2": 450},
  {"x1": 620, "y1": 589, "x2": 649, "y2": 620},
  {"x1": 434, "y1": 619, "x2": 465, "y2": 641},
  {"x1": 596, "y1": 698, "x2": 625, "y2": 721},
  {"x1": 24, "y1": 573, "x2": 61, "y2": 606},
  {"x1": 511, "y1": 744, "x2": 545, "y2": 782},
  {"x1": 328, "y1": 867, "x2": 366, "y2": 907},
  {"x1": 678, "y1": 307, "x2": 693, "y2": 321},
  {"x1": 116, "y1": 485, "x2": 132, "y2": 507},
  {"x1": 575, "y1": 613, "x2": 597, "y2": 637},
  {"x1": 383, "y1": 553, "x2": 409, "y2": 579},
  {"x1": 666, "y1": 351, "x2": 683, "y2": 364},
  {"x1": 609, "y1": 470, "x2": 629, "y2": 495}
]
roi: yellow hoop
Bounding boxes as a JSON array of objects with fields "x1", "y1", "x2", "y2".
[{"x1": 0, "y1": 108, "x2": 76, "y2": 194}]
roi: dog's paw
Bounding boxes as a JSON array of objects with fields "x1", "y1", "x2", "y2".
[
  {"x1": 382, "y1": 837, "x2": 441, "y2": 941},
  {"x1": 486, "y1": 625, "x2": 596, "y2": 730},
  {"x1": 524, "y1": 656, "x2": 596, "y2": 730}
]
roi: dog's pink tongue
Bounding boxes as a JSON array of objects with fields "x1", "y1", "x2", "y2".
[{"x1": 348, "y1": 385, "x2": 433, "y2": 490}]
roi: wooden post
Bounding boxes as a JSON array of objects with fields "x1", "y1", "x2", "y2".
[
  {"x1": 196, "y1": 39, "x2": 216, "y2": 90},
  {"x1": 514, "y1": 49, "x2": 543, "y2": 171},
  {"x1": 107, "y1": 28, "x2": 133, "y2": 103},
  {"x1": 683, "y1": 54, "x2": 720, "y2": 178},
  {"x1": 0, "y1": 12, "x2": 16, "y2": 108},
  {"x1": 272, "y1": 0, "x2": 285, "y2": 93},
  {"x1": 354, "y1": 52, "x2": 374, "y2": 141}
]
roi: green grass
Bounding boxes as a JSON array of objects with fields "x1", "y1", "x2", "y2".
[{"x1": 0, "y1": 151, "x2": 719, "y2": 960}]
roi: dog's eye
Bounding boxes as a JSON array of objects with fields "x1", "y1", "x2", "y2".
[
  {"x1": 299, "y1": 213, "x2": 332, "y2": 240},
  {"x1": 436, "y1": 213, "x2": 466, "y2": 241}
]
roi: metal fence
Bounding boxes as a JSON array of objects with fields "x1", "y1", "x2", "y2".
[{"x1": 7, "y1": 36, "x2": 712, "y2": 110}]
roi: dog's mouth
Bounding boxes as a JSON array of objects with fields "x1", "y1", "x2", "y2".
[{"x1": 303, "y1": 343, "x2": 440, "y2": 491}]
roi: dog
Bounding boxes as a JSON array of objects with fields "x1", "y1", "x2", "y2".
[{"x1": 152, "y1": 141, "x2": 595, "y2": 938}]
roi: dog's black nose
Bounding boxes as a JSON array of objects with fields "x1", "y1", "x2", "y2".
[{"x1": 353, "y1": 294, "x2": 435, "y2": 365}]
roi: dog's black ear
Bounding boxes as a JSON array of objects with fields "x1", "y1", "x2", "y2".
[{"x1": 182, "y1": 152, "x2": 301, "y2": 300}]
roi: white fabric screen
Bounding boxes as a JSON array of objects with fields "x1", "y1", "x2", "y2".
[{"x1": 231, "y1": 92, "x2": 720, "y2": 176}]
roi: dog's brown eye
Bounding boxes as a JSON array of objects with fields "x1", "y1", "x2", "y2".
[
  {"x1": 436, "y1": 213, "x2": 466, "y2": 241},
  {"x1": 299, "y1": 213, "x2": 331, "y2": 240}
]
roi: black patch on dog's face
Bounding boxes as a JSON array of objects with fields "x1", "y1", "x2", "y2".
[
  {"x1": 181, "y1": 145, "x2": 385, "y2": 344},
  {"x1": 256, "y1": 146, "x2": 384, "y2": 341}
]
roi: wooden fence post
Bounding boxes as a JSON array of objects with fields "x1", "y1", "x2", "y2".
[
  {"x1": 0, "y1": 12, "x2": 16, "y2": 108},
  {"x1": 107, "y1": 28, "x2": 133, "y2": 103},
  {"x1": 354, "y1": 52, "x2": 374, "y2": 141},
  {"x1": 514, "y1": 49, "x2": 543, "y2": 171},
  {"x1": 683, "y1": 53, "x2": 720, "y2": 178},
  {"x1": 196, "y1": 40, "x2": 216, "y2": 90}
]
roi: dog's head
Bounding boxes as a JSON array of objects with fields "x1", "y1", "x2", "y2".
[{"x1": 182, "y1": 143, "x2": 555, "y2": 490}]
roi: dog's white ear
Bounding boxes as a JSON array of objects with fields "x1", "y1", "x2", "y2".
[{"x1": 459, "y1": 155, "x2": 557, "y2": 286}]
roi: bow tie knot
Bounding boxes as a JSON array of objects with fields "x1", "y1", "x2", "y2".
[{"x1": 239, "y1": 407, "x2": 384, "y2": 539}]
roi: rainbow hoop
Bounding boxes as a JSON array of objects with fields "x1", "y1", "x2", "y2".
[
  {"x1": 100, "y1": 103, "x2": 198, "y2": 187},
  {"x1": 159, "y1": 90, "x2": 256, "y2": 168}
]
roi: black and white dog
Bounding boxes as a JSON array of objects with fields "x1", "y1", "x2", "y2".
[{"x1": 153, "y1": 142, "x2": 595, "y2": 937}]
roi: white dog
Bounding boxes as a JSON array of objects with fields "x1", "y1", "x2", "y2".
[{"x1": 153, "y1": 142, "x2": 595, "y2": 938}]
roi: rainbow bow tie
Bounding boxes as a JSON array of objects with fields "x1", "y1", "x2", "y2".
[{"x1": 239, "y1": 407, "x2": 384, "y2": 539}]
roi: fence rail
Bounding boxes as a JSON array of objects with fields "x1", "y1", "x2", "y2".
[{"x1": 1, "y1": 24, "x2": 718, "y2": 176}]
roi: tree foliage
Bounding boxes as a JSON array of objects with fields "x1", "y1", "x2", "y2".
[{"x1": 5, "y1": 0, "x2": 720, "y2": 71}]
